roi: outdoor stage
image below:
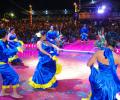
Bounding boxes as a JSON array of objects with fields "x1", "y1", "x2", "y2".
[{"x1": 0, "y1": 40, "x2": 120, "y2": 100}]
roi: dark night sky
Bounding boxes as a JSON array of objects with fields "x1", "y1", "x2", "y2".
[
  {"x1": 0, "y1": 0, "x2": 99, "y2": 11},
  {"x1": 0, "y1": 0, "x2": 120, "y2": 15},
  {"x1": 0, "y1": 0, "x2": 76, "y2": 11}
]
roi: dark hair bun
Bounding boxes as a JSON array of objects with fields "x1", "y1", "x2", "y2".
[
  {"x1": 41, "y1": 30, "x2": 46, "y2": 36},
  {"x1": 105, "y1": 32, "x2": 119, "y2": 48},
  {"x1": 9, "y1": 27, "x2": 15, "y2": 32}
]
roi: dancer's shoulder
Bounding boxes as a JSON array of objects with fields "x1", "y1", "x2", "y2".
[
  {"x1": 37, "y1": 40, "x2": 42, "y2": 44},
  {"x1": 95, "y1": 50, "x2": 103, "y2": 55},
  {"x1": 37, "y1": 41, "x2": 42, "y2": 46}
]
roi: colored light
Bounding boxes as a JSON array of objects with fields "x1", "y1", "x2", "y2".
[
  {"x1": 97, "y1": 5, "x2": 106, "y2": 14},
  {"x1": 10, "y1": 13, "x2": 14, "y2": 17},
  {"x1": 45, "y1": 10, "x2": 48, "y2": 14},
  {"x1": 102, "y1": 5, "x2": 106, "y2": 10},
  {"x1": 98, "y1": 8, "x2": 104, "y2": 14},
  {"x1": 91, "y1": 0, "x2": 96, "y2": 4},
  {"x1": 64, "y1": 9, "x2": 68, "y2": 14}
]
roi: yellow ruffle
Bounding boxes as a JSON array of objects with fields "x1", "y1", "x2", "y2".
[
  {"x1": 52, "y1": 56, "x2": 62, "y2": 74},
  {"x1": 0, "y1": 62, "x2": 6, "y2": 65},
  {"x1": 2, "y1": 85, "x2": 10, "y2": 89},
  {"x1": 8, "y1": 55, "x2": 18, "y2": 62},
  {"x1": 29, "y1": 77, "x2": 56, "y2": 89},
  {"x1": 81, "y1": 93, "x2": 92, "y2": 100},
  {"x1": 52, "y1": 56, "x2": 58, "y2": 62},
  {"x1": 12, "y1": 84, "x2": 19, "y2": 88},
  {"x1": 56, "y1": 63, "x2": 62, "y2": 74},
  {"x1": 18, "y1": 40, "x2": 24, "y2": 46},
  {"x1": 13, "y1": 39, "x2": 24, "y2": 46}
]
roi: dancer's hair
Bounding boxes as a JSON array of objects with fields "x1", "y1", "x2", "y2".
[
  {"x1": 0, "y1": 29, "x2": 7, "y2": 39},
  {"x1": 41, "y1": 30, "x2": 46, "y2": 36},
  {"x1": 105, "y1": 32, "x2": 119, "y2": 48},
  {"x1": 9, "y1": 27, "x2": 15, "y2": 32}
]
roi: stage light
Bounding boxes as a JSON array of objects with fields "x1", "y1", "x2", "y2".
[
  {"x1": 102, "y1": 5, "x2": 106, "y2": 10},
  {"x1": 10, "y1": 13, "x2": 15, "y2": 17},
  {"x1": 97, "y1": 5, "x2": 106, "y2": 14},
  {"x1": 64, "y1": 9, "x2": 68, "y2": 14},
  {"x1": 98, "y1": 8, "x2": 104, "y2": 14},
  {"x1": 32, "y1": 10, "x2": 35, "y2": 15},
  {"x1": 45, "y1": 10, "x2": 48, "y2": 15},
  {"x1": 91, "y1": 0, "x2": 96, "y2": 4}
]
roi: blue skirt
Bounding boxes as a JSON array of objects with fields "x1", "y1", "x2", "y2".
[
  {"x1": 0, "y1": 64, "x2": 19, "y2": 89},
  {"x1": 29, "y1": 59, "x2": 58, "y2": 89},
  {"x1": 89, "y1": 66, "x2": 120, "y2": 100},
  {"x1": 8, "y1": 41, "x2": 23, "y2": 63},
  {"x1": 8, "y1": 40, "x2": 23, "y2": 48}
]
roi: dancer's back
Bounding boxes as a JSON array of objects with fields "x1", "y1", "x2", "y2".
[{"x1": 89, "y1": 48, "x2": 120, "y2": 100}]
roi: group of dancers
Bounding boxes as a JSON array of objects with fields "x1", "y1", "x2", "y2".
[
  {"x1": 0, "y1": 27, "x2": 62, "y2": 98},
  {"x1": 0, "y1": 25, "x2": 120, "y2": 100}
]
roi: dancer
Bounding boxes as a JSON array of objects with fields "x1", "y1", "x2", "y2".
[
  {"x1": 29, "y1": 31, "x2": 62, "y2": 89},
  {"x1": 80, "y1": 24, "x2": 89, "y2": 42},
  {"x1": 7, "y1": 27, "x2": 24, "y2": 65},
  {"x1": 82, "y1": 32, "x2": 120, "y2": 100},
  {"x1": 47, "y1": 26, "x2": 59, "y2": 55},
  {"x1": 47, "y1": 26, "x2": 58, "y2": 45},
  {"x1": 95, "y1": 27, "x2": 105, "y2": 49},
  {"x1": 0, "y1": 29, "x2": 23, "y2": 98}
]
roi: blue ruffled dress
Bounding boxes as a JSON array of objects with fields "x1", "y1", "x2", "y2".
[
  {"x1": 47, "y1": 30, "x2": 59, "y2": 56},
  {"x1": 8, "y1": 33, "x2": 23, "y2": 64},
  {"x1": 89, "y1": 48, "x2": 120, "y2": 100},
  {"x1": 29, "y1": 41, "x2": 61, "y2": 89},
  {"x1": 0, "y1": 40, "x2": 19, "y2": 89}
]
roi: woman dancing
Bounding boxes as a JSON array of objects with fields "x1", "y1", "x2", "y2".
[
  {"x1": 82, "y1": 32, "x2": 120, "y2": 100},
  {"x1": 0, "y1": 29, "x2": 23, "y2": 98},
  {"x1": 7, "y1": 27, "x2": 24, "y2": 65},
  {"x1": 29, "y1": 31, "x2": 62, "y2": 89}
]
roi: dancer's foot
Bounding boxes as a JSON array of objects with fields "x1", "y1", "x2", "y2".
[
  {"x1": 0, "y1": 92, "x2": 9, "y2": 96},
  {"x1": 10, "y1": 93, "x2": 23, "y2": 98}
]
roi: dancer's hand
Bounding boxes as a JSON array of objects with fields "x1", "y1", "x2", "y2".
[
  {"x1": 17, "y1": 47, "x2": 23, "y2": 53},
  {"x1": 21, "y1": 46, "x2": 25, "y2": 51},
  {"x1": 57, "y1": 48, "x2": 61, "y2": 54},
  {"x1": 48, "y1": 54, "x2": 52, "y2": 59}
]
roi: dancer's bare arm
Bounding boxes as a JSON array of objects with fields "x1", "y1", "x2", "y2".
[
  {"x1": 87, "y1": 51, "x2": 98, "y2": 67},
  {"x1": 46, "y1": 41, "x2": 60, "y2": 51},
  {"x1": 37, "y1": 41, "x2": 52, "y2": 58}
]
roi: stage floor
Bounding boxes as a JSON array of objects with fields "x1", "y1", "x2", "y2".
[{"x1": 0, "y1": 40, "x2": 120, "y2": 100}]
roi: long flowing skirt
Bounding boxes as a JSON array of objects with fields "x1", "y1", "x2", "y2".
[
  {"x1": 29, "y1": 58, "x2": 62, "y2": 89},
  {"x1": 89, "y1": 66, "x2": 120, "y2": 100}
]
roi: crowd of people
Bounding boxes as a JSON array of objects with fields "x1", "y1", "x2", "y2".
[{"x1": 0, "y1": 18, "x2": 120, "y2": 44}]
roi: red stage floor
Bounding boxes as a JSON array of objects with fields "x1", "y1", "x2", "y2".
[{"x1": 0, "y1": 40, "x2": 120, "y2": 100}]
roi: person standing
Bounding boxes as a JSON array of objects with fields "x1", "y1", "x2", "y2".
[
  {"x1": 80, "y1": 24, "x2": 89, "y2": 42},
  {"x1": 0, "y1": 29, "x2": 23, "y2": 98},
  {"x1": 7, "y1": 27, "x2": 24, "y2": 65}
]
